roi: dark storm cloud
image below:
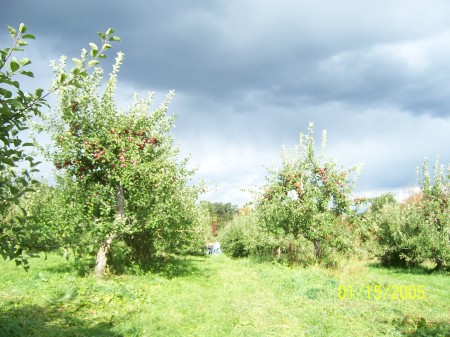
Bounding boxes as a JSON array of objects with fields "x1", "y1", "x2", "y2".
[{"x1": 4, "y1": 0, "x2": 450, "y2": 118}]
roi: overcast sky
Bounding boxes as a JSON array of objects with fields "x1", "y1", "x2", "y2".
[{"x1": 2, "y1": 1, "x2": 450, "y2": 206}]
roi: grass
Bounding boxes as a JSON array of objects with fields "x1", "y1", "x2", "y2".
[{"x1": 0, "y1": 254, "x2": 449, "y2": 337}]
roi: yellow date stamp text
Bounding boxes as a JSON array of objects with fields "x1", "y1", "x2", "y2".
[{"x1": 337, "y1": 284, "x2": 425, "y2": 300}]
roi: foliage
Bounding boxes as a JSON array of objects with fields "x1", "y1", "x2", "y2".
[
  {"x1": 371, "y1": 202, "x2": 431, "y2": 267},
  {"x1": 42, "y1": 31, "x2": 207, "y2": 273},
  {"x1": 218, "y1": 209, "x2": 275, "y2": 258},
  {"x1": 356, "y1": 193, "x2": 397, "y2": 255},
  {"x1": 368, "y1": 192, "x2": 397, "y2": 213},
  {"x1": 218, "y1": 209, "x2": 316, "y2": 265},
  {"x1": 369, "y1": 158, "x2": 449, "y2": 270},
  {"x1": 13, "y1": 183, "x2": 63, "y2": 253},
  {"x1": 203, "y1": 201, "x2": 238, "y2": 223},
  {"x1": 0, "y1": 24, "x2": 46, "y2": 266},
  {"x1": 21, "y1": 178, "x2": 103, "y2": 257},
  {"x1": 1, "y1": 25, "x2": 124, "y2": 269},
  {"x1": 416, "y1": 158, "x2": 450, "y2": 270},
  {"x1": 255, "y1": 122, "x2": 361, "y2": 261},
  {"x1": 201, "y1": 201, "x2": 238, "y2": 236}
]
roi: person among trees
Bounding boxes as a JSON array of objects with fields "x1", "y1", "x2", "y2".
[
  {"x1": 207, "y1": 242, "x2": 214, "y2": 255},
  {"x1": 213, "y1": 241, "x2": 221, "y2": 255}
]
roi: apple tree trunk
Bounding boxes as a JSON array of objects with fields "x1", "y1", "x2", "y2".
[
  {"x1": 94, "y1": 184, "x2": 124, "y2": 276},
  {"x1": 313, "y1": 239, "x2": 322, "y2": 259}
]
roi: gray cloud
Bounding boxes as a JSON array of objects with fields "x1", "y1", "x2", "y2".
[{"x1": 2, "y1": 1, "x2": 450, "y2": 205}]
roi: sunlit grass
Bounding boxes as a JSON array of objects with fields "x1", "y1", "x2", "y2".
[{"x1": 0, "y1": 254, "x2": 448, "y2": 336}]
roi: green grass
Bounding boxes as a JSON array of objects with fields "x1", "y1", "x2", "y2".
[{"x1": 0, "y1": 254, "x2": 449, "y2": 336}]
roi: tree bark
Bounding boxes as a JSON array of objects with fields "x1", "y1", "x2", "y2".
[
  {"x1": 434, "y1": 257, "x2": 443, "y2": 271},
  {"x1": 94, "y1": 234, "x2": 115, "y2": 275},
  {"x1": 313, "y1": 240, "x2": 322, "y2": 259},
  {"x1": 94, "y1": 184, "x2": 124, "y2": 276},
  {"x1": 276, "y1": 246, "x2": 281, "y2": 259}
]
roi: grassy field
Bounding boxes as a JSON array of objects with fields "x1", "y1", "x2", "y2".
[{"x1": 0, "y1": 254, "x2": 448, "y2": 337}]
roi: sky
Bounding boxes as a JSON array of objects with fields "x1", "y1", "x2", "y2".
[{"x1": 2, "y1": 1, "x2": 450, "y2": 206}]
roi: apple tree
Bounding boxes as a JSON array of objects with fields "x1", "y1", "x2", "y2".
[
  {"x1": 1, "y1": 25, "x2": 125, "y2": 269},
  {"x1": 256, "y1": 123, "x2": 361, "y2": 261},
  {"x1": 45, "y1": 35, "x2": 207, "y2": 275}
]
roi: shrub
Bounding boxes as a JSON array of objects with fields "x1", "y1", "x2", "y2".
[
  {"x1": 373, "y1": 203, "x2": 430, "y2": 267},
  {"x1": 218, "y1": 210, "x2": 265, "y2": 258}
]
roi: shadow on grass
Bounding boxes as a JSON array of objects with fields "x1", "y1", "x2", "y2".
[
  {"x1": 142, "y1": 255, "x2": 211, "y2": 279},
  {"x1": 42, "y1": 253, "x2": 212, "y2": 280},
  {"x1": 366, "y1": 261, "x2": 441, "y2": 275},
  {"x1": 0, "y1": 304, "x2": 123, "y2": 337},
  {"x1": 396, "y1": 316, "x2": 450, "y2": 337},
  {"x1": 43, "y1": 257, "x2": 95, "y2": 277}
]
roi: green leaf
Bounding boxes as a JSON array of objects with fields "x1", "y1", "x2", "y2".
[
  {"x1": 19, "y1": 70, "x2": 34, "y2": 78},
  {"x1": 22, "y1": 34, "x2": 36, "y2": 40},
  {"x1": 13, "y1": 138, "x2": 21, "y2": 147},
  {"x1": 1, "y1": 157, "x2": 15, "y2": 166},
  {"x1": 110, "y1": 36, "x2": 121, "y2": 42},
  {"x1": 19, "y1": 58, "x2": 31, "y2": 66},
  {"x1": 6, "y1": 99, "x2": 23, "y2": 108},
  {"x1": 88, "y1": 60, "x2": 99, "y2": 67},
  {"x1": 97, "y1": 32, "x2": 106, "y2": 40},
  {"x1": 7, "y1": 25, "x2": 17, "y2": 38},
  {"x1": 89, "y1": 43, "x2": 98, "y2": 51},
  {"x1": 9, "y1": 186, "x2": 20, "y2": 194},
  {"x1": 58, "y1": 73, "x2": 67, "y2": 83},
  {"x1": 106, "y1": 28, "x2": 115, "y2": 35},
  {"x1": 35, "y1": 88, "x2": 44, "y2": 97},
  {"x1": 67, "y1": 79, "x2": 82, "y2": 88},
  {"x1": 17, "y1": 40, "x2": 28, "y2": 47},
  {"x1": 0, "y1": 88, "x2": 12, "y2": 98},
  {"x1": 10, "y1": 60, "x2": 20, "y2": 72},
  {"x1": 30, "y1": 161, "x2": 41, "y2": 168},
  {"x1": 19, "y1": 23, "x2": 27, "y2": 33},
  {"x1": 102, "y1": 43, "x2": 112, "y2": 50},
  {"x1": 71, "y1": 58, "x2": 83, "y2": 67}
]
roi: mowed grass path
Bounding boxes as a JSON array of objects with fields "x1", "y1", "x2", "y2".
[{"x1": 0, "y1": 254, "x2": 449, "y2": 336}]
